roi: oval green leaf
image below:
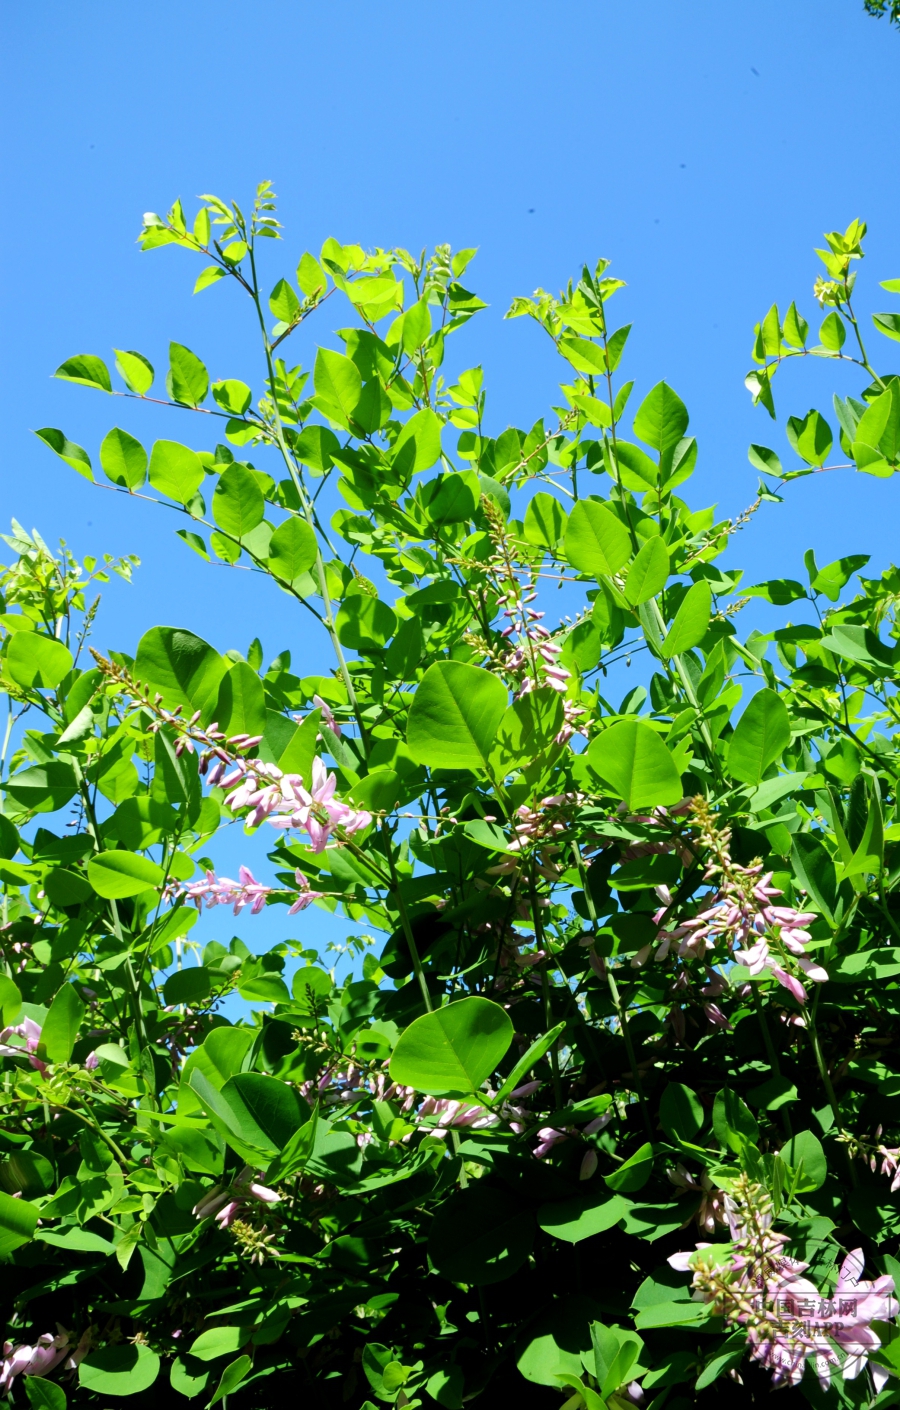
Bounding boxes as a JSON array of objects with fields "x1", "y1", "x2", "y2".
[
  {"x1": 268, "y1": 516, "x2": 317, "y2": 585},
  {"x1": 407, "y1": 661, "x2": 507, "y2": 771},
  {"x1": 624, "y1": 536, "x2": 669, "y2": 606},
  {"x1": 564, "y1": 500, "x2": 631, "y2": 577},
  {"x1": 588, "y1": 720, "x2": 683, "y2": 810},
  {"x1": 79, "y1": 1343, "x2": 160, "y2": 1396},
  {"x1": 6, "y1": 633, "x2": 73, "y2": 690},
  {"x1": 215, "y1": 660, "x2": 267, "y2": 739},
  {"x1": 727, "y1": 688, "x2": 791, "y2": 786},
  {"x1": 87, "y1": 851, "x2": 164, "y2": 899},
  {"x1": 41, "y1": 983, "x2": 85, "y2": 1064},
  {"x1": 661, "y1": 580, "x2": 711, "y2": 656},
  {"x1": 390, "y1": 995, "x2": 513, "y2": 1095},
  {"x1": 212, "y1": 464, "x2": 265, "y2": 539},
  {"x1": 134, "y1": 626, "x2": 227, "y2": 721},
  {"x1": 100, "y1": 427, "x2": 147, "y2": 489},
  {"x1": 148, "y1": 440, "x2": 205, "y2": 504}
]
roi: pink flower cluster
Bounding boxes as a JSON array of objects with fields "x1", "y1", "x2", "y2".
[
  {"x1": 212, "y1": 755, "x2": 371, "y2": 850},
  {"x1": 192, "y1": 1164, "x2": 281, "y2": 1229},
  {"x1": 671, "y1": 1177, "x2": 897, "y2": 1390},
  {"x1": 861, "y1": 1127, "x2": 900, "y2": 1191},
  {"x1": 417, "y1": 1095, "x2": 499, "y2": 1139},
  {"x1": 170, "y1": 865, "x2": 323, "y2": 920},
  {"x1": 0, "y1": 1017, "x2": 97, "y2": 1075},
  {"x1": 633, "y1": 865, "x2": 827, "y2": 1006},
  {"x1": 1, "y1": 1325, "x2": 90, "y2": 1392}
]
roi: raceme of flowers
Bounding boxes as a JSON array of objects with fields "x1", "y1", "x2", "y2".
[{"x1": 670, "y1": 1175, "x2": 897, "y2": 1391}]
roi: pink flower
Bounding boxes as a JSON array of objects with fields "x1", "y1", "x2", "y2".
[
  {"x1": 313, "y1": 695, "x2": 341, "y2": 738},
  {"x1": 193, "y1": 1165, "x2": 282, "y2": 1230},
  {"x1": 287, "y1": 870, "x2": 324, "y2": 915},
  {"x1": 0, "y1": 1017, "x2": 47, "y2": 1075},
  {"x1": 0, "y1": 1329, "x2": 70, "y2": 1390}
]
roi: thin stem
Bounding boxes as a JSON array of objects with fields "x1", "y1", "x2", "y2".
[{"x1": 570, "y1": 841, "x2": 652, "y2": 1137}]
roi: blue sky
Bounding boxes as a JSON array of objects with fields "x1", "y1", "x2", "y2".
[{"x1": 3, "y1": 0, "x2": 900, "y2": 971}]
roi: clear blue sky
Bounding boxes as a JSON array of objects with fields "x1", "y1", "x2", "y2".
[{"x1": 3, "y1": 0, "x2": 900, "y2": 968}]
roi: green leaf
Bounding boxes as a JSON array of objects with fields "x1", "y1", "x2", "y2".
[
  {"x1": 493, "y1": 688, "x2": 565, "y2": 767},
  {"x1": 134, "y1": 626, "x2": 227, "y2": 721},
  {"x1": 211, "y1": 380, "x2": 252, "y2": 416},
  {"x1": 428, "y1": 1185, "x2": 534, "y2": 1285},
  {"x1": 727, "y1": 688, "x2": 791, "y2": 786},
  {"x1": 604, "y1": 1142, "x2": 654, "y2": 1191},
  {"x1": 34, "y1": 428, "x2": 93, "y2": 481},
  {"x1": 267, "y1": 516, "x2": 318, "y2": 586},
  {"x1": 212, "y1": 464, "x2": 265, "y2": 539},
  {"x1": 392, "y1": 407, "x2": 442, "y2": 474},
  {"x1": 215, "y1": 1071, "x2": 309, "y2": 1155},
  {"x1": 54, "y1": 354, "x2": 111, "y2": 392},
  {"x1": 336, "y1": 593, "x2": 397, "y2": 653},
  {"x1": 819, "y1": 311, "x2": 846, "y2": 350},
  {"x1": 494, "y1": 1022, "x2": 566, "y2": 1103},
  {"x1": 390, "y1": 996, "x2": 513, "y2": 1096},
  {"x1": 516, "y1": 1296, "x2": 605, "y2": 1387},
  {"x1": 524, "y1": 492, "x2": 568, "y2": 552},
  {"x1": 407, "y1": 661, "x2": 508, "y2": 771},
  {"x1": 114, "y1": 349, "x2": 154, "y2": 394},
  {"x1": 873, "y1": 312, "x2": 900, "y2": 343},
  {"x1": 168, "y1": 342, "x2": 209, "y2": 405},
  {"x1": 694, "y1": 1333, "x2": 746, "y2": 1391},
  {"x1": 661, "y1": 581, "x2": 711, "y2": 656},
  {"x1": 588, "y1": 721, "x2": 683, "y2": 810},
  {"x1": 748, "y1": 443, "x2": 783, "y2": 477},
  {"x1": 269, "y1": 277, "x2": 301, "y2": 324},
  {"x1": 401, "y1": 297, "x2": 432, "y2": 352},
  {"x1": 170, "y1": 1354, "x2": 210, "y2": 1400},
  {"x1": 786, "y1": 409, "x2": 832, "y2": 467},
  {"x1": 87, "y1": 851, "x2": 164, "y2": 899},
  {"x1": 206, "y1": 1355, "x2": 253, "y2": 1407},
  {"x1": 613, "y1": 442, "x2": 658, "y2": 491},
  {"x1": 6, "y1": 633, "x2": 73, "y2": 690},
  {"x1": 564, "y1": 501, "x2": 631, "y2": 577},
  {"x1": 713, "y1": 1088, "x2": 758, "y2": 1154},
  {"x1": 80, "y1": 1343, "x2": 161, "y2": 1396},
  {"x1": 5, "y1": 762, "x2": 77, "y2": 812},
  {"x1": 313, "y1": 347, "x2": 362, "y2": 427},
  {"x1": 163, "y1": 967, "x2": 213, "y2": 1007},
  {"x1": 812, "y1": 554, "x2": 870, "y2": 603},
  {"x1": 215, "y1": 661, "x2": 267, "y2": 738},
  {"x1": 0, "y1": 1188, "x2": 38, "y2": 1257},
  {"x1": 624, "y1": 536, "x2": 669, "y2": 605},
  {"x1": 820, "y1": 622, "x2": 894, "y2": 670},
  {"x1": 41, "y1": 983, "x2": 84, "y2": 1063},
  {"x1": 659, "y1": 1082, "x2": 703, "y2": 1141},
  {"x1": 790, "y1": 834, "x2": 837, "y2": 923},
  {"x1": 293, "y1": 425, "x2": 341, "y2": 473},
  {"x1": 559, "y1": 335, "x2": 608, "y2": 374},
  {"x1": 632, "y1": 381, "x2": 688, "y2": 459},
  {"x1": 148, "y1": 440, "x2": 205, "y2": 503},
  {"x1": 779, "y1": 1129, "x2": 827, "y2": 1190},
  {"x1": 194, "y1": 265, "x2": 227, "y2": 294},
  {"x1": 537, "y1": 1193, "x2": 628, "y2": 1242},
  {"x1": 188, "y1": 1326, "x2": 250, "y2": 1363},
  {"x1": 0, "y1": 975, "x2": 22, "y2": 1027},
  {"x1": 24, "y1": 1377, "x2": 67, "y2": 1410},
  {"x1": 421, "y1": 471, "x2": 479, "y2": 525},
  {"x1": 425, "y1": 1366, "x2": 464, "y2": 1410},
  {"x1": 297, "y1": 251, "x2": 328, "y2": 297},
  {"x1": 100, "y1": 427, "x2": 147, "y2": 489}
]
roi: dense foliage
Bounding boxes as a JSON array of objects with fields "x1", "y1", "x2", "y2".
[{"x1": 3, "y1": 190, "x2": 900, "y2": 1408}]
